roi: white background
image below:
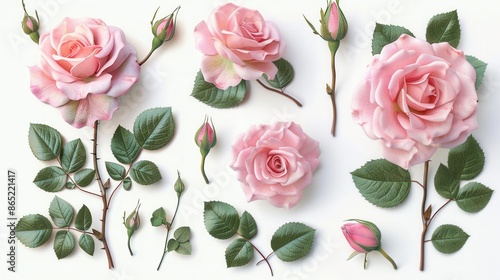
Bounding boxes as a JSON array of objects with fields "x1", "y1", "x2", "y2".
[{"x1": 1, "y1": 0, "x2": 500, "y2": 279}]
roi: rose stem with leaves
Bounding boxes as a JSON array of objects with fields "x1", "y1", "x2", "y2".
[
  {"x1": 157, "y1": 187, "x2": 182, "y2": 270},
  {"x1": 92, "y1": 120, "x2": 114, "y2": 269},
  {"x1": 327, "y1": 41, "x2": 340, "y2": 136},
  {"x1": 256, "y1": 79, "x2": 302, "y2": 107},
  {"x1": 243, "y1": 236, "x2": 274, "y2": 276}
]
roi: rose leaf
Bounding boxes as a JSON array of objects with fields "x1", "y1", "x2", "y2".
[
  {"x1": 74, "y1": 168, "x2": 95, "y2": 187},
  {"x1": 129, "y1": 160, "x2": 162, "y2": 185},
  {"x1": 203, "y1": 201, "x2": 240, "y2": 240},
  {"x1": 434, "y1": 164, "x2": 460, "y2": 200},
  {"x1": 456, "y1": 182, "x2": 493, "y2": 213},
  {"x1": 191, "y1": 70, "x2": 247, "y2": 109},
  {"x1": 33, "y1": 166, "x2": 67, "y2": 192},
  {"x1": 263, "y1": 58, "x2": 294, "y2": 89},
  {"x1": 15, "y1": 214, "x2": 53, "y2": 248},
  {"x1": 60, "y1": 139, "x2": 86, "y2": 173},
  {"x1": 133, "y1": 107, "x2": 175, "y2": 150},
  {"x1": 270, "y1": 222, "x2": 315, "y2": 262},
  {"x1": 75, "y1": 204, "x2": 92, "y2": 231},
  {"x1": 79, "y1": 233, "x2": 95, "y2": 256},
  {"x1": 466, "y1": 55, "x2": 488, "y2": 90},
  {"x1": 111, "y1": 125, "x2": 140, "y2": 164},
  {"x1": 150, "y1": 207, "x2": 169, "y2": 227},
  {"x1": 371, "y1": 23, "x2": 414, "y2": 55},
  {"x1": 53, "y1": 230, "x2": 75, "y2": 259},
  {"x1": 238, "y1": 211, "x2": 258, "y2": 240},
  {"x1": 448, "y1": 135, "x2": 485, "y2": 180},
  {"x1": 28, "y1": 123, "x2": 62, "y2": 161},
  {"x1": 431, "y1": 224, "x2": 469, "y2": 254},
  {"x1": 225, "y1": 238, "x2": 254, "y2": 268},
  {"x1": 105, "y1": 161, "x2": 126, "y2": 181},
  {"x1": 425, "y1": 10, "x2": 460, "y2": 48},
  {"x1": 48, "y1": 196, "x2": 74, "y2": 228}
]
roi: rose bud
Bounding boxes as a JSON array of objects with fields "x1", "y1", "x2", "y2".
[
  {"x1": 342, "y1": 219, "x2": 397, "y2": 269},
  {"x1": 123, "y1": 201, "x2": 141, "y2": 255},
  {"x1": 174, "y1": 170, "x2": 185, "y2": 196},
  {"x1": 21, "y1": 0, "x2": 40, "y2": 43},
  {"x1": 150, "y1": 6, "x2": 180, "y2": 49},
  {"x1": 322, "y1": 0, "x2": 348, "y2": 41},
  {"x1": 195, "y1": 116, "x2": 217, "y2": 184}
]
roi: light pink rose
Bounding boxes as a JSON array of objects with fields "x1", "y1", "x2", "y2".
[
  {"x1": 29, "y1": 17, "x2": 140, "y2": 128},
  {"x1": 352, "y1": 34, "x2": 478, "y2": 169},
  {"x1": 230, "y1": 122, "x2": 320, "y2": 208},
  {"x1": 194, "y1": 3, "x2": 285, "y2": 89}
]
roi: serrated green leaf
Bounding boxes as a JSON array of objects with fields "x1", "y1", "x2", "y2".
[
  {"x1": 204, "y1": 201, "x2": 240, "y2": 240},
  {"x1": 191, "y1": 70, "x2": 247, "y2": 108},
  {"x1": 225, "y1": 238, "x2": 254, "y2": 268},
  {"x1": 75, "y1": 205, "x2": 92, "y2": 231},
  {"x1": 351, "y1": 159, "x2": 412, "y2": 207},
  {"x1": 456, "y1": 182, "x2": 493, "y2": 213},
  {"x1": 123, "y1": 177, "x2": 132, "y2": 191},
  {"x1": 466, "y1": 55, "x2": 487, "y2": 90},
  {"x1": 79, "y1": 233, "x2": 95, "y2": 256},
  {"x1": 65, "y1": 182, "x2": 75, "y2": 189},
  {"x1": 448, "y1": 136, "x2": 485, "y2": 180},
  {"x1": 238, "y1": 211, "x2": 257, "y2": 240},
  {"x1": 434, "y1": 164, "x2": 460, "y2": 199},
  {"x1": 49, "y1": 196, "x2": 74, "y2": 228},
  {"x1": 133, "y1": 107, "x2": 175, "y2": 150},
  {"x1": 105, "y1": 162, "x2": 126, "y2": 181},
  {"x1": 263, "y1": 58, "x2": 294, "y2": 89},
  {"x1": 150, "y1": 207, "x2": 169, "y2": 227},
  {"x1": 60, "y1": 139, "x2": 86, "y2": 173},
  {"x1": 431, "y1": 224, "x2": 469, "y2": 254},
  {"x1": 167, "y1": 238, "x2": 180, "y2": 252},
  {"x1": 174, "y1": 226, "x2": 191, "y2": 243},
  {"x1": 15, "y1": 214, "x2": 53, "y2": 248},
  {"x1": 54, "y1": 230, "x2": 75, "y2": 259},
  {"x1": 372, "y1": 23, "x2": 414, "y2": 55},
  {"x1": 33, "y1": 166, "x2": 67, "y2": 192},
  {"x1": 28, "y1": 123, "x2": 62, "y2": 161},
  {"x1": 270, "y1": 222, "x2": 315, "y2": 262},
  {"x1": 425, "y1": 10, "x2": 460, "y2": 47},
  {"x1": 74, "y1": 168, "x2": 95, "y2": 187},
  {"x1": 111, "y1": 126, "x2": 141, "y2": 164},
  {"x1": 175, "y1": 241, "x2": 192, "y2": 255},
  {"x1": 130, "y1": 160, "x2": 162, "y2": 185}
]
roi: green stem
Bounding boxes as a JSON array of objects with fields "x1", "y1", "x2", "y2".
[
  {"x1": 157, "y1": 195, "x2": 181, "y2": 270},
  {"x1": 256, "y1": 79, "x2": 303, "y2": 107},
  {"x1": 378, "y1": 248, "x2": 398, "y2": 269},
  {"x1": 200, "y1": 154, "x2": 209, "y2": 184},
  {"x1": 127, "y1": 235, "x2": 134, "y2": 256},
  {"x1": 238, "y1": 234, "x2": 273, "y2": 277},
  {"x1": 328, "y1": 41, "x2": 340, "y2": 137}
]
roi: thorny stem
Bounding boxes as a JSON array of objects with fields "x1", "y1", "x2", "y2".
[
  {"x1": 419, "y1": 160, "x2": 430, "y2": 271},
  {"x1": 256, "y1": 79, "x2": 303, "y2": 107},
  {"x1": 157, "y1": 195, "x2": 181, "y2": 270},
  {"x1": 238, "y1": 234, "x2": 274, "y2": 277},
  {"x1": 92, "y1": 120, "x2": 115, "y2": 269}
]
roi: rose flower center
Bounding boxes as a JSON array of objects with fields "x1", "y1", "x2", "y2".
[{"x1": 266, "y1": 154, "x2": 287, "y2": 176}]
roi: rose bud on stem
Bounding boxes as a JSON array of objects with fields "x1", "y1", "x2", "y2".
[
  {"x1": 304, "y1": 0, "x2": 348, "y2": 136},
  {"x1": 139, "y1": 5, "x2": 180, "y2": 66},
  {"x1": 341, "y1": 219, "x2": 397, "y2": 270},
  {"x1": 21, "y1": 0, "x2": 40, "y2": 44},
  {"x1": 123, "y1": 200, "x2": 141, "y2": 256},
  {"x1": 195, "y1": 116, "x2": 217, "y2": 184}
]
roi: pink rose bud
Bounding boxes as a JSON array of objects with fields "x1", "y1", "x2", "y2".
[
  {"x1": 150, "y1": 6, "x2": 180, "y2": 50},
  {"x1": 195, "y1": 116, "x2": 217, "y2": 184},
  {"x1": 322, "y1": 0, "x2": 348, "y2": 41},
  {"x1": 342, "y1": 220, "x2": 380, "y2": 253},
  {"x1": 21, "y1": 0, "x2": 40, "y2": 43},
  {"x1": 123, "y1": 201, "x2": 141, "y2": 255}
]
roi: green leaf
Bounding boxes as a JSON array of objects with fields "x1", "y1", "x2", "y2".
[
  {"x1": 191, "y1": 70, "x2": 247, "y2": 108},
  {"x1": 15, "y1": 214, "x2": 53, "y2": 248},
  {"x1": 431, "y1": 224, "x2": 469, "y2": 254},
  {"x1": 28, "y1": 123, "x2": 62, "y2": 161},
  {"x1": 456, "y1": 182, "x2": 493, "y2": 213},
  {"x1": 263, "y1": 58, "x2": 294, "y2": 89},
  {"x1": 175, "y1": 241, "x2": 192, "y2": 255},
  {"x1": 225, "y1": 238, "x2": 254, "y2": 268},
  {"x1": 238, "y1": 211, "x2": 257, "y2": 240},
  {"x1": 204, "y1": 201, "x2": 240, "y2": 240},
  {"x1": 465, "y1": 55, "x2": 487, "y2": 90},
  {"x1": 270, "y1": 222, "x2": 315, "y2": 262},
  {"x1": 425, "y1": 10, "x2": 460, "y2": 47},
  {"x1": 174, "y1": 226, "x2": 191, "y2": 243},
  {"x1": 74, "y1": 168, "x2": 95, "y2": 187},
  {"x1": 372, "y1": 23, "x2": 414, "y2": 55},
  {"x1": 60, "y1": 139, "x2": 86, "y2": 173},
  {"x1": 75, "y1": 205, "x2": 92, "y2": 231},
  {"x1": 448, "y1": 136, "x2": 485, "y2": 180},
  {"x1": 65, "y1": 182, "x2": 75, "y2": 189},
  {"x1": 133, "y1": 107, "x2": 175, "y2": 150},
  {"x1": 434, "y1": 164, "x2": 460, "y2": 199},
  {"x1": 111, "y1": 126, "x2": 141, "y2": 164},
  {"x1": 167, "y1": 238, "x2": 180, "y2": 252},
  {"x1": 53, "y1": 230, "x2": 75, "y2": 259},
  {"x1": 130, "y1": 160, "x2": 162, "y2": 185},
  {"x1": 351, "y1": 159, "x2": 412, "y2": 207},
  {"x1": 49, "y1": 196, "x2": 74, "y2": 228},
  {"x1": 123, "y1": 177, "x2": 132, "y2": 191},
  {"x1": 79, "y1": 233, "x2": 95, "y2": 256},
  {"x1": 105, "y1": 162, "x2": 126, "y2": 181},
  {"x1": 150, "y1": 207, "x2": 169, "y2": 227},
  {"x1": 33, "y1": 166, "x2": 67, "y2": 192}
]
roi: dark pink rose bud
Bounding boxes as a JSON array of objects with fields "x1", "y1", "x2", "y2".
[{"x1": 324, "y1": 0, "x2": 348, "y2": 41}]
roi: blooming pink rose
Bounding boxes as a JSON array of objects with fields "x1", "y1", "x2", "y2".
[
  {"x1": 29, "y1": 17, "x2": 140, "y2": 128},
  {"x1": 352, "y1": 34, "x2": 478, "y2": 169},
  {"x1": 194, "y1": 3, "x2": 285, "y2": 89},
  {"x1": 230, "y1": 122, "x2": 320, "y2": 208}
]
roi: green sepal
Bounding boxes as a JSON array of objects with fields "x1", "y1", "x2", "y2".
[
  {"x1": 431, "y1": 224, "x2": 469, "y2": 254},
  {"x1": 425, "y1": 10, "x2": 460, "y2": 47},
  {"x1": 15, "y1": 214, "x2": 53, "y2": 248},
  {"x1": 60, "y1": 139, "x2": 86, "y2": 173},
  {"x1": 28, "y1": 123, "x2": 62, "y2": 161},
  {"x1": 351, "y1": 159, "x2": 412, "y2": 208},
  {"x1": 130, "y1": 160, "x2": 162, "y2": 185},
  {"x1": 53, "y1": 230, "x2": 75, "y2": 259},
  {"x1": 111, "y1": 125, "x2": 140, "y2": 164},
  {"x1": 133, "y1": 107, "x2": 175, "y2": 150},
  {"x1": 225, "y1": 238, "x2": 254, "y2": 268},
  {"x1": 191, "y1": 70, "x2": 247, "y2": 108},
  {"x1": 372, "y1": 23, "x2": 414, "y2": 55},
  {"x1": 48, "y1": 196, "x2": 74, "y2": 228},
  {"x1": 203, "y1": 201, "x2": 240, "y2": 240},
  {"x1": 270, "y1": 222, "x2": 315, "y2": 262}
]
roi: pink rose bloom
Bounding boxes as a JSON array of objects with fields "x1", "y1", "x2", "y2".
[
  {"x1": 352, "y1": 34, "x2": 478, "y2": 169},
  {"x1": 194, "y1": 3, "x2": 285, "y2": 89},
  {"x1": 29, "y1": 17, "x2": 140, "y2": 128},
  {"x1": 230, "y1": 122, "x2": 320, "y2": 208}
]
